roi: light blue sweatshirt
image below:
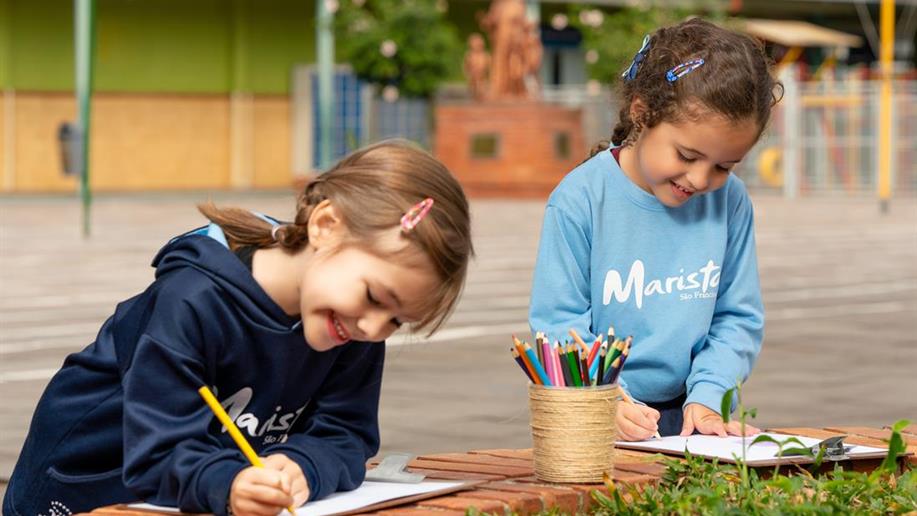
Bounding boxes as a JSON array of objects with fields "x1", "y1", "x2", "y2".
[{"x1": 529, "y1": 148, "x2": 764, "y2": 414}]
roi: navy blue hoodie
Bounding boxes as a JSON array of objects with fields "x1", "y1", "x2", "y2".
[{"x1": 3, "y1": 225, "x2": 384, "y2": 516}]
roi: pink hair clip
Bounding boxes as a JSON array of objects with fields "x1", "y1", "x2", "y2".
[{"x1": 401, "y1": 198, "x2": 434, "y2": 232}]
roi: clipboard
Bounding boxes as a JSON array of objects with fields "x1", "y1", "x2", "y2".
[
  {"x1": 120, "y1": 480, "x2": 481, "y2": 516},
  {"x1": 119, "y1": 454, "x2": 483, "y2": 516},
  {"x1": 615, "y1": 432, "x2": 895, "y2": 467},
  {"x1": 327, "y1": 479, "x2": 483, "y2": 516}
]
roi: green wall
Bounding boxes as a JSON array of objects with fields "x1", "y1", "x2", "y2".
[
  {"x1": 0, "y1": 0, "x2": 11, "y2": 89},
  {"x1": 1, "y1": 0, "x2": 316, "y2": 94},
  {"x1": 242, "y1": 0, "x2": 315, "y2": 93},
  {"x1": 8, "y1": 0, "x2": 74, "y2": 91},
  {"x1": 96, "y1": 0, "x2": 231, "y2": 93}
]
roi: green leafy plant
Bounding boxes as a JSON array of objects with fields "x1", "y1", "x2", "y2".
[
  {"x1": 583, "y1": 386, "x2": 916, "y2": 515},
  {"x1": 335, "y1": 0, "x2": 462, "y2": 99},
  {"x1": 565, "y1": 4, "x2": 727, "y2": 85}
]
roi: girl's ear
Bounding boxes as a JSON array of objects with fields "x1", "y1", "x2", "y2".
[
  {"x1": 307, "y1": 199, "x2": 345, "y2": 249},
  {"x1": 629, "y1": 97, "x2": 647, "y2": 125}
]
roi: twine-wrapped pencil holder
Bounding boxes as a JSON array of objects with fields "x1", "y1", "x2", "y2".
[{"x1": 528, "y1": 383, "x2": 620, "y2": 483}]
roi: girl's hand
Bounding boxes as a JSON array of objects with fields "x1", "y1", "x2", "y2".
[
  {"x1": 262, "y1": 454, "x2": 309, "y2": 507},
  {"x1": 680, "y1": 403, "x2": 760, "y2": 437},
  {"x1": 616, "y1": 401, "x2": 661, "y2": 441},
  {"x1": 229, "y1": 454, "x2": 309, "y2": 515}
]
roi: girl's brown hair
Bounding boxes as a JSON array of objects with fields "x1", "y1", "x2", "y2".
[
  {"x1": 592, "y1": 18, "x2": 783, "y2": 155},
  {"x1": 199, "y1": 139, "x2": 474, "y2": 335}
]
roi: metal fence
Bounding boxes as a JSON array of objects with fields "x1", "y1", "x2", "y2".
[
  {"x1": 737, "y1": 67, "x2": 917, "y2": 197},
  {"x1": 297, "y1": 66, "x2": 915, "y2": 198},
  {"x1": 540, "y1": 68, "x2": 917, "y2": 198}
]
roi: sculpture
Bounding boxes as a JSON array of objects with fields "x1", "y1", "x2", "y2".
[
  {"x1": 466, "y1": 0, "x2": 542, "y2": 100},
  {"x1": 463, "y1": 34, "x2": 491, "y2": 101}
]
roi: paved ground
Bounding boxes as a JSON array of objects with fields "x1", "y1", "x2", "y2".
[{"x1": 2, "y1": 193, "x2": 916, "y2": 497}]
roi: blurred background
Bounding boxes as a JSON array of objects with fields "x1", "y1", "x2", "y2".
[{"x1": 1, "y1": 0, "x2": 915, "y2": 497}]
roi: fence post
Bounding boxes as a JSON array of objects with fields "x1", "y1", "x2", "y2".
[
  {"x1": 316, "y1": 0, "x2": 335, "y2": 170},
  {"x1": 781, "y1": 64, "x2": 800, "y2": 199},
  {"x1": 74, "y1": 0, "x2": 96, "y2": 237},
  {"x1": 877, "y1": 0, "x2": 895, "y2": 213}
]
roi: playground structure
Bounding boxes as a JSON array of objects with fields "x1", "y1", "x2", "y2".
[
  {"x1": 735, "y1": 17, "x2": 916, "y2": 199},
  {"x1": 746, "y1": 67, "x2": 916, "y2": 197}
]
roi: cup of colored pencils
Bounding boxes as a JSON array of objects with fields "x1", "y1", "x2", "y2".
[
  {"x1": 513, "y1": 327, "x2": 629, "y2": 483},
  {"x1": 510, "y1": 328, "x2": 631, "y2": 388}
]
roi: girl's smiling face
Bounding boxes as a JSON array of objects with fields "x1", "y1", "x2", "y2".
[
  {"x1": 298, "y1": 206, "x2": 439, "y2": 352},
  {"x1": 620, "y1": 108, "x2": 761, "y2": 207}
]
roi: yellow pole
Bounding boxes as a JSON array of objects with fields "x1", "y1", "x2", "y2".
[
  {"x1": 878, "y1": 0, "x2": 894, "y2": 213},
  {"x1": 777, "y1": 46, "x2": 803, "y2": 71}
]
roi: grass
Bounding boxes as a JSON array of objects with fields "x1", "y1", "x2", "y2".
[{"x1": 589, "y1": 384, "x2": 916, "y2": 515}]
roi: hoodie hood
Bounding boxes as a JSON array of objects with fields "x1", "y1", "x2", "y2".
[{"x1": 151, "y1": 223, "x2": 301, "y2": 331}]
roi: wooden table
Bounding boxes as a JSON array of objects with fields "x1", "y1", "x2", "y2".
[{"x1": 88, "y1": 425, "x2": 917, "y2": 516}]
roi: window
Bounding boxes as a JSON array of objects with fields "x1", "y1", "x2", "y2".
[
  {"x1": 470, "y1": 133, "x2": 499, "y2": 159},
  {"x1": 554, "y1": 131, "x2": 571, "y2": 160}
]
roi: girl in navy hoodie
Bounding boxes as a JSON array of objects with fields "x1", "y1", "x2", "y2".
[{"x1": 4, "y1": 140, "x2": 473, "y2": 516}]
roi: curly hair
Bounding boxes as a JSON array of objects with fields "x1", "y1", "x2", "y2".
[{"x1": 594, "y1": 18, "x2": 783, "y2": 155}]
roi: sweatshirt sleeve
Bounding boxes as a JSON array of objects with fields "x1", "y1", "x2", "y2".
[
  {"x1": 529, "y1": 204, "x2": 595, "y2": 344},
  {"x1": 121, "y1": 292, "x2": 248, "y2": 515},
  {"x1": 685, "y1": 187, "x2": 765, "y2": 413},
  {"x1": 263, "y1": 342, "x2": 383, "y2": 502}
]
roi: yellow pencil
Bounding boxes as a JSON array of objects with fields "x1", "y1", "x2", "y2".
[{"x1": 198, "y1": 386, "x2": 297, "y2": 515}]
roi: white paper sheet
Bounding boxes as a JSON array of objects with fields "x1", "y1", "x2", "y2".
[
  {"x1": 616, "y1": 433, "x2": 887, "y2": 465},
  {"x1": 128, "y1": 480, "x2": 469, "y2": 515}
]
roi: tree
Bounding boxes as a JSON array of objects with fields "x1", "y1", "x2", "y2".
[
  {"x1": 567, "y1": 4, "x2": 725, "y2": 86},
  {"x1": 336, "y1": 0, "x2": 462, "y2": 99}
]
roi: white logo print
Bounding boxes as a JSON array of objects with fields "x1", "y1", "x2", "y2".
[
  {"x1": 603, "y1": 259, "x2": 721, "y2": 309},
  {"x1": 217, "y1": 387, "x2": 309, "y2": 445},
  {"x1": 40, "y1": 501, "x2": 72, "y2": 516}
]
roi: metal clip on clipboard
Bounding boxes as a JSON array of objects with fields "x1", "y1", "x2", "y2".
[
  {"x1": 811, "y1": 435, "x2": 853, "y2": 461},
  {"x1": 365, "y1": 453, "x2": 426, "y2": 483}
]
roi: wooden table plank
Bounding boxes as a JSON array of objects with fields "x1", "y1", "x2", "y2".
[{"x1": 417, "y1": 452, "x2": 533, "y2": 469}]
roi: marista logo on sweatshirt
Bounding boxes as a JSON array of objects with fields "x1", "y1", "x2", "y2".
[
  {"x1": 217, "y1": 387, "x2": 309, "y2": 446},
  {"x1": 603, "y1": 259, "x2": 721, "y2": 309}
]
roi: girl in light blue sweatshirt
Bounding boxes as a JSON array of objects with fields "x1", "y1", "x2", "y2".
[{"x1": 529, "y1": 18, "x2": 781, "y2": 441}]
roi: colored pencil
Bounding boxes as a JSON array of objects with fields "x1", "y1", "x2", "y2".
[
  {"x1": 605, "y1": 338, "x2": 624, "y2": 371},
  {"x1": 610, "y1": 347, "x2": 630, "y2": 385},
  {"x1": 524, "y1": 343, "x2": 552, "y2": 386},
  {"x1": 587, "y1": 337, "x2": 602, "y2": 369},
  {"x1": 511, "y1": 347, "x2": 535, "y2": 382},
  {"x1": 534, "y1": 333, "x2": 543, "y2": 365},
  {"x1": 579, "y1": 350, "x2": 589, "y2": 385},
  {"x1": 565, "y1": 344, "x2": 582, "y2": 387},
  {"x1": 588, "y1": 338, "x2": 605, "y2": 381},
  {"x1": 557, "y1": 344, "x2": 571, "y2": 387},
  {"x1": 541, "y1": 339, "x2": 555, "y2": 386},
  {"x1": 609, "y1": 338, "x2": 631, "y2": 385},
  {"x1": 596, "y1": 345, "x2": 607, "y2": 386},
  {"x1": 513, "y1": 336, "x2": 541, "y2": 385},
  {"x1": 199, "y1": 386, "x2": 296, "y2": 515},
  {"x1": 568, "y1": 328, "x2": 591, "y2": 355},
  {"x1": 602, "y1": 356, "x2": 620, "y2": 386}
]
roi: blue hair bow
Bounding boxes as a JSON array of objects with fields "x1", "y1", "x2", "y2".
[{"x1": 621, "y1": 35, "x2": 651, "y2": 82}]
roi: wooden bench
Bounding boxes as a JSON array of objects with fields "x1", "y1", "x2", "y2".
[{"x1": 87, "y1": 425, "x2": 917, "y2": 515}]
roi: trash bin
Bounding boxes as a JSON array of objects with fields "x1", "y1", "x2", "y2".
[{"x1": 58, "y1": 122, "x2": 82, "y2": 176}]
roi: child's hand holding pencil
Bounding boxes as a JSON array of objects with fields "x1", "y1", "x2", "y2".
[
  {"x1": 617, "y1": 390, "x2": 662, "y2": 441},
  {"x1": 198, "y1": 386, "x2": 307, "y2": 514},
  {"x1": 230, "y1": 455, "x2": 309, "y2": 515}
]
